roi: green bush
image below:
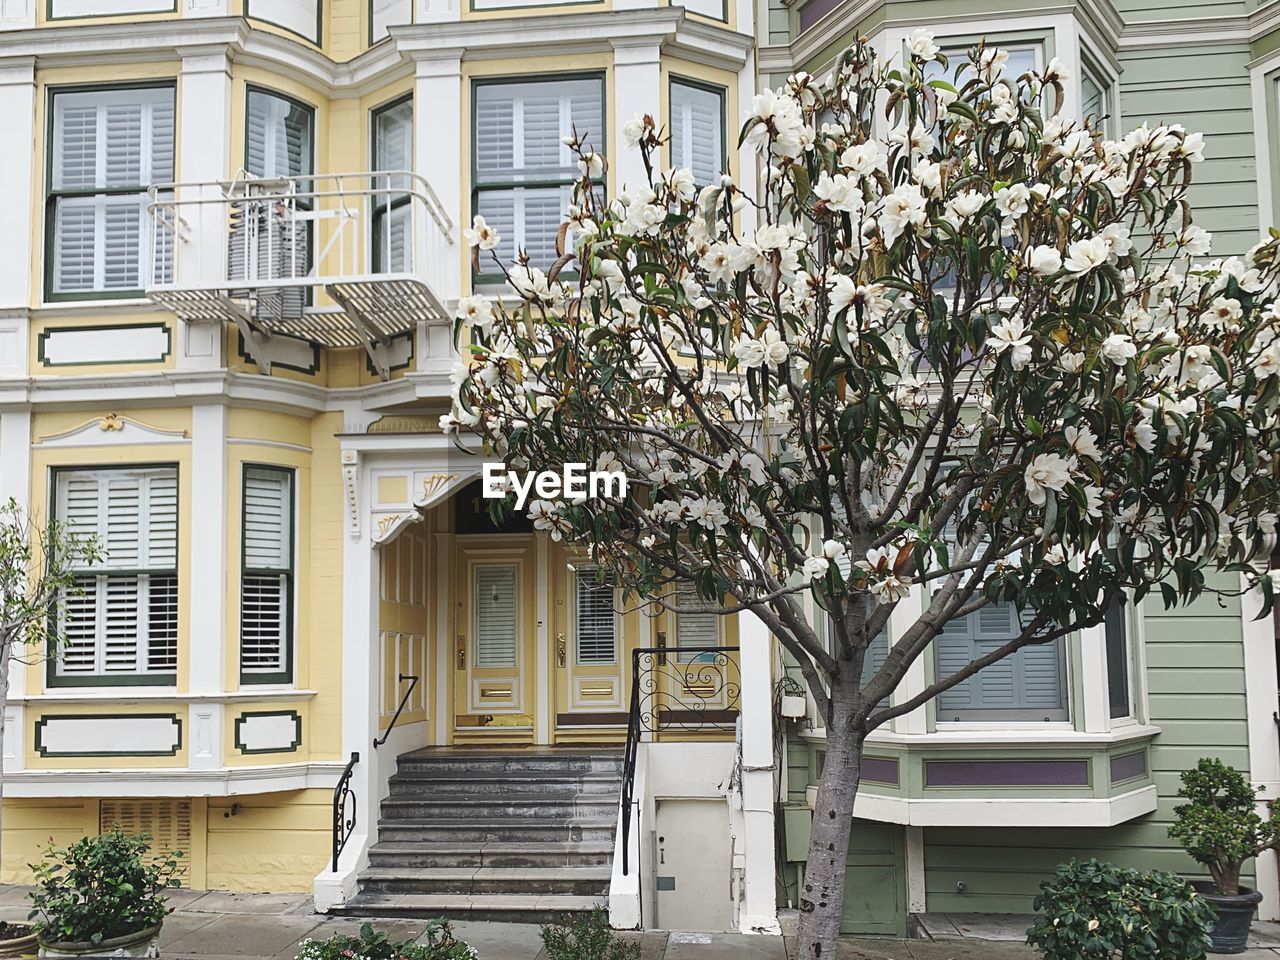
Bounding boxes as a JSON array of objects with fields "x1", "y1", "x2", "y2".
[
  {"x1": 28, "y1": 829, "x2": 182, "y2": 945},
  {"x1": 540, "y1": 908, "x2": 638, "y2": 960},
  {"x1": 295, "y1": 921, "x2": 476, "y2": 960},
  {"x1": 1026, "y1": 859, "x2": 1215, "y2": 960},
  {"x1": 1169, "y1": 757, "x2": 1280, "y2": 895}
]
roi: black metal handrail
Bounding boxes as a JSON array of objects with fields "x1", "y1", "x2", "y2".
[
  {"x1": 373, "y1": 673, "x2": 420, "y2": 749},
  {"x1": 619, "y1": 646, "x2": 741, "y2": 875},
  {"x1": 332, "y1": 751, "x2": 359, "y2": 871}
]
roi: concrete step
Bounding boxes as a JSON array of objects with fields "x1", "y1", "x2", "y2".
[
  {"x1": 387, "y1": 774, "x2": 622, "y2": 797},
  {"x1": 379, "y1": 797, "x2": 619, "y2": 821},
  {"x1": 333, "y1": 892, "x2": 606, "y2": 924},
  {"x1": 376, "y1": 818, "x2": 616, "y2": 845},
  {"x1": 367, "y1": 840, "x2": 615, "y2": 869},
  {"x1": 395, "y1": 755, "x2": 623, "y2": 777},
  {"x1": 358, "y1": 866, "x2": 611, "y2": 897}
]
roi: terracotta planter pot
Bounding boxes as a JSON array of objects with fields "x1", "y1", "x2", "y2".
[
  {"x1": 0, "y1": 925, "x2": 37, "y2": 959},
  {"x1": 37, "y1": 922, "x2": 161, "y2": 958},
  {"x1": 1193, "y1": 882, "x2": 1263, "y2": 955}
]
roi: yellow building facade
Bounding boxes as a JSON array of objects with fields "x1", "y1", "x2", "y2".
[{"x1": 0, "y1": 0, "x2": 760, "y2": 908}]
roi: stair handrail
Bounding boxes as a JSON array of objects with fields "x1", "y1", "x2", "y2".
[
  {"x1": 332, "y1": 751, "x2": 359, "y2": 872},
  {"x1": 619, "y1": 645, "x2": 742, "y2": 875},
  {"x1": 373, "y1": 673, "x2": 420, "y2": 749}
]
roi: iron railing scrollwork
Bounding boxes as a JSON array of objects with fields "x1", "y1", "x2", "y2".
[
  {"x1": 619, "y1": 646, "x2": 741, "y2": 875},
  {"x1": 373, "y1": 674, "x2": 420, "y2": 749},
  {"x1": 332, "y1": 751, "x2": 359, "y2": 872}
]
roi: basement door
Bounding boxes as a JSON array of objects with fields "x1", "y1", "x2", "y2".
[{"x1": 652, "y1": 798, "x2": 733, "y2": 931}]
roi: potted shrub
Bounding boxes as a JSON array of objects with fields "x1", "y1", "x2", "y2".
[
  {"x1": 28, "y1": 829, "x2": 182, "y2": 957},
  {"x1": 1027, "y1": 858, "x2": 1215, "y2": 960},
  {"x1": 1169, "y1": 758, "x2": 1280, "y2": 954},
  {"x1": 296, "y1": 920, "x2": 476, "y2": 960},
  {"x1": 0, "y1": 921, "x2": 38, "y2": 958}
]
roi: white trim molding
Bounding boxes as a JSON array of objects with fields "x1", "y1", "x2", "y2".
[{"x1": 5, "y1": 761, "x2": 347, "y2": 797}]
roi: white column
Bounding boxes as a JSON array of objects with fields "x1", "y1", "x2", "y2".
[
  {"x1": 534, "y1": 532, "x2": 551, "y2": 744},
  {"x1": 1077, "y1": 623, "x2": 1109, "y2": 733},
  {"x1": 611, "y1": 41, "x2": 662, "y2": 197},
  {"x1": 1242, "y1": 577, "x2": 1280, "y2": 918},
  {"x1": 187, "y1": 403, "x2": 227, "y2": 769},
  {"x1": 890, "y1": 584, "x2": 928, "y2": 734},
  {"x1": 905, "y1": 824, "x2": 926, "y2": 913},
  {"x1": 0, "y1": 410, "x2": 31, "y2": 774},
  {"x1": 0, "y1": 58, "x2": 36, "y2": 309},
  {"x1": 434, "y1": 529, "x2": 453, "y2": 745},
  {"x1": 738, "y1": 610, "x2": 781, "y2": 934},
  {"x1": 176, "y1": 48, "x2": 232, "y2": 371}
]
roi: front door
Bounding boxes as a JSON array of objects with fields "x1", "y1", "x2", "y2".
[
  {"x1": 552, "y1": 557, "x2": 632, "y2": 738},
  {"x1": 453, "y1": 538, "x2": 537, "y2": 741}
]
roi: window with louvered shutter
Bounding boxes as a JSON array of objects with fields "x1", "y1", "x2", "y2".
[
  {"x1": 473, "y1": 76, "x2": 604, "y2": 279},
  {"x1": 675, "y1": 581, "x2": 720, "y2": 662},
  {"x1": 240, "y1": 466, "x2": 294, "y2": 684},
  {"x1": 1105, "y1": 594, "x2": 1131, "y2": 718},
  {"x1": 372, "y1": 97, "x2": 413, "y2": 274},
  {"x1": 934, "y1": 602, "x2": 1068, "y2": 721},
  {"x1": 670, "y1": 80, "x2": 725, "y2": 188},
  {"x1": 48, "y1": 85, "x2": 174, "y2": 298},
  {"x1": 53, "y1": 467, "x2": 179, "y2": 684},
  {"x1": 575, "y1": 566, "x2": 616, "y2": 665},
  {"x1": 246, "y1": 89, "x2": 314, "y2": 181},
  {"x1": 475, "y1": 565, "x2": 518, "y2": 667}
]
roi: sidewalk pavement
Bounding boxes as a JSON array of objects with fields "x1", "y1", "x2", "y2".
[{"x1": 4, "y1": 887, "x2": 1280, "y2": 960}]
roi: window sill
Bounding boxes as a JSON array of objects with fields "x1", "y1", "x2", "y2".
[
  {"x1": 36, "y1": 297, "x2": 161, "y2": 316},
  {"x1": 14, "y1": 688, "x2": 319, "y2": 705},
  {"x1": 798, "y1": 723, "x2": 1161, "y2": 749}
]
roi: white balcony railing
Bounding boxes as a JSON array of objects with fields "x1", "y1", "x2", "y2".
[{"x1": 145, "y1": 171, "x2": 454, "y2": 375}]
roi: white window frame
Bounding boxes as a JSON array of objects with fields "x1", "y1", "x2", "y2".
[{"x1": 239, "y1": 464, "x2": 296, "y2": 686}]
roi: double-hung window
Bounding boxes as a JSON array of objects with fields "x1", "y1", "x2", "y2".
[
  {"x1": 575, "y1": 565, "x2": 617, "y2": 665},
  {"x1": 372, "y1": 96, "x2": 413, "y2": 274},
  {"x1": 472, "y1": 75, "x2": 604, "y2": 280},
  {"x1": 53, "y1": 466, "x2": 179, "y2": 685},
  {"x1": 47, "y1": 83, "x2": 175, "y2": 300},
  {"x1": 246, "y1": 88, "x2": 314, "y2": 182},
  {"x1": 669, "y1": 79, "x2": 726, "y2": 188},
  {"x1": 240, "y1": 466, "x2": 295, "y2": 684}
]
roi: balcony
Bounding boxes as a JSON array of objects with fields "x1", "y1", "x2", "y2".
[{"x1": 145, "y1": 172, "x2": 454, "y2": 378}]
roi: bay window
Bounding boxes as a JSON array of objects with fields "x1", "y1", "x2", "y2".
[
  {"x1": 53, "y1": 466, "x2": 179, "y2": 685},
  {"x1": 47, "y1": 83, "x2": 175, "y2": 300},
  {"x1": 372, "y1": 96, "x2": 413, "y2": 274},
  {"x1": 472, "y1": 75, "x2": 604, "y2": 280},
  {"x1": 240, "y1": 466, "x2": 295, "y2": 684}
]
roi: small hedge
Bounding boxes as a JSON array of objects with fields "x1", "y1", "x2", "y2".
[
  {"x1": 1027, "y1": 859, "x2": 1215, "y2": 960},
  {"x1": 296, "y1": 921, "x2": 476, "y2": 960},
  {"x1": 540, "y1": 908, "x2": 638, "y2": 960}
]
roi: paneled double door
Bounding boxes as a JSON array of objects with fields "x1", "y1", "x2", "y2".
[{"x1": 451, "y1": 536, "x2": 737, "y2": 744}]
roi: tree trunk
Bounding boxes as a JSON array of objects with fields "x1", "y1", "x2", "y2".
[{"x1": 795, "y1": 671, "x2": 865, "y2": 960}]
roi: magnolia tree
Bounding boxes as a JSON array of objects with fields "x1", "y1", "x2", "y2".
[{"x1": 447, "y1": 36, "x2": 1280, "y2": 957}]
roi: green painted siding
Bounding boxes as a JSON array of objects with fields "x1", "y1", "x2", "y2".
[
  {"x1": 923, "y1": 593, "x2": 1251, "y2": 914},
  {"x1": 1117, "y1": 43, "x2": 1259, "y2": 257}
]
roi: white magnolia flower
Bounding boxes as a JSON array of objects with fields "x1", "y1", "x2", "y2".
[
  {"x1": 1177, "y1": 224, "x2": 1212, "y2": 256},
  {"x1": 622, "y1": 115, "x2": 647, "y2": 149},
  {"x1": 463, "y1": 214, "x2": 500, "y2": 251},
  {"x1": 1024, "y1": 453, "x2": 1074, "y2": 506},
  {"x1": 1065, "y1": 425, "x2": 1102, "y2": 460},
  {"x1": 1026, "y1": 245, "x2": 1062, "y2": 276},
  {"x1": 906, "y1": 28, "x2": 940, "y2": 60},
  {"x1": 995, "y1": 183, "x2": 1031, "y2": 219},
  {"x1": 879, "y1": 183, "x2": 928, "y2": 248},
  {"x1": 578, "y1": 152, "x2": 605, "y2": 178},
  {"x1": 822, "y1": 539, "x2": 847, "y2": 561},
  {"x1": 947, "y1": 190, "x2": 986, "y2": 221},
  {"x1": 455, "y1": 295, "x2": 495, "y2": 330},
  {"x1": 986, "y1": 316, "x2": 1033, "y2": 370},
  {"x1": 1059, "y1": 351, "x2": 1086, "y2": 375},
  {"x1": 979, "y1": 46, "x2": 1010, "y2": 82},
  {"x1": 814, "y1": 172, "x2": 864, "y2": 214},
  {"x1": 803, "y1": 556, "x2": 831, "y2": 579},
  {"x1": 869, "y1": 574, "x2": 911, "y2": 605},
  {"x1": 841, "y1": 140, "x2": 888, "y2": 177},
  {"x1": 1133, "y1": 417, "x2": 1157, "y2": 453},
  {"x1": 1064, "y1": 236, "x2": 1111, "y2": 275},
  {"x1": 1099, "y1": 332, "x2": 1137, "y2": 366},
  {"x1": 666, "y1": 167, "x2": 696, "y2": 203}
]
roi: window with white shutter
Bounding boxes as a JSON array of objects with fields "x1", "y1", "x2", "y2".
[
  {"x1": 475, "y1": 565, "x2": 518, "y2": 667},
  {"x1": 47, "y1": 84, "x2": 175, "y2": 299},
  {"x1": 246, "y1": 88, "x2": 314, "y2": 181},
  {"x1": 52, "y1": 466, "x2": 179, "y2": 685},
  {"x1": 473, "y1": 75, "x2": 604, "y2": 280},
  {"x1": 240, "y1": 466, "x2": 294, "y2": 684},
  {"x1": 675, "y1": 581, "x2": 720, "y2": 662},
  {"x1": 372, "y1": 96, "x2": 413, "y2": 274},
  {"x1": 670, "y1": 79, "x2": 725, "y2": 188},
  {"x1": 934, "y1": 603, "x2": 1068, "y2": 721},
  {"x1": 1105, "y1": 594, "x2": 1131, "y2": 719},
  {"x1": 575, "y1": 566, "x2": 616, "y2": 665}
]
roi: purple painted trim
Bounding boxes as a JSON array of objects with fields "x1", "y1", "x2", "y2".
[
  {"x1": 1110, "y1": 750, "x2": 1147, "y2": 784},
  {"x1": 798, "y1": 0, "x2": 840, "y2": 33},
  {"x1": 925, "y1": 759, "x2": 1090, "y2": 787},
  {"x1": 862, "y1": 757, "x2": 899, "y2": 786}
]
